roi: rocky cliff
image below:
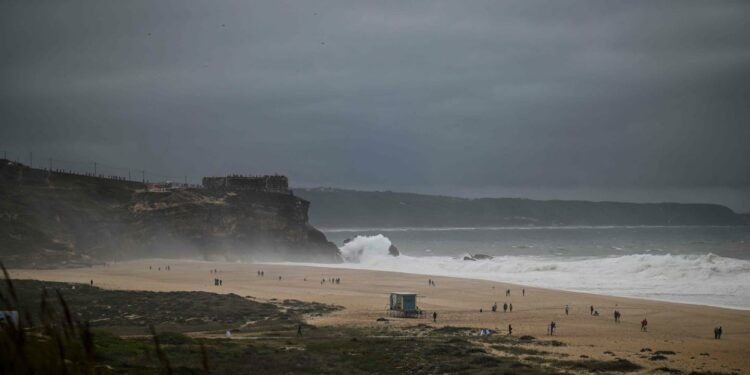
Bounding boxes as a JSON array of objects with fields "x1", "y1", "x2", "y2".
[{"x1": 0, "y1": 160, "x2": 340, "y2": 268}]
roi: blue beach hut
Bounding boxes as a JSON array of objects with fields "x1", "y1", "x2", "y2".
[{"x1": 388, "y1": 292, "x2": 423, "y2": 318}]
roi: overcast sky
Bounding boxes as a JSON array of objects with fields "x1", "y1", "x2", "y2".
[{"x1": 1, "y1": 1, "x2": 749, "y2": 210}]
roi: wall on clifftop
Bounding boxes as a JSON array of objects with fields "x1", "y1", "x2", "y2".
[{"x1": 0, "y1": 160, "x2": 339, "y2": 268}]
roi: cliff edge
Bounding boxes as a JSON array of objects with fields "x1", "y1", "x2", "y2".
[{"x1": 0, "y1": 160, "x2": 340, "y2": 268}]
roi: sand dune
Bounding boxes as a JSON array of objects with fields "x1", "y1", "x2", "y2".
[{"x1": 10, "y1": 259, "x2": 750, "y2": 373}]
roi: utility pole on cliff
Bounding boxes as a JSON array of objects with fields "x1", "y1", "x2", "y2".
[
  {"x1": 142, "y1": 170, "x2": 145, "y2": 184},
  {"x1": 94, "y1": 162, "x2": 97, "y2": 176},
  {"x1": 29, "y1": 152, "x2": 32, "y2": 168}
]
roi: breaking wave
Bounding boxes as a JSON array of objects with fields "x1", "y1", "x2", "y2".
[{"x1": 329, "y1": 235, "x2": 750, "y2": 309}]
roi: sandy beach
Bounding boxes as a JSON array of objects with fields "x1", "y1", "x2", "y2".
[{"x1": 10, "y1": 259, "x2": 750, "y2": 373}]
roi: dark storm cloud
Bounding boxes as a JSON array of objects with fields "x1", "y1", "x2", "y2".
[{"x1": 1, "y1": 1, "x2": 749, "y2": 209}]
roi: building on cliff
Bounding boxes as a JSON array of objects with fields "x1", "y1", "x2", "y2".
[{"x1": 202, "y1": 174, "x2": 290, "y2": 194}]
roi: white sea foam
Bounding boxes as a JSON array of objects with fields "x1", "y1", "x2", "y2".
[
  {"x1": 301, "y1": 235, "x2": 750, "y2": 310},
  {"x1": 320, "y1": 225, "x2": 719, "y2": 233}
]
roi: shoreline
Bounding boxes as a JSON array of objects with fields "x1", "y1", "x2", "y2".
[{"x1": 9, "y1": 258, "x2": 750, "y2": 373}]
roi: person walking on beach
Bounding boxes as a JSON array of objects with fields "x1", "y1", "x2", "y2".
[
  {"x1": 590, "y1": 305, "x2": 594, "y2": 315},
  {"x1": 522, "y1": 288, "x2": 525, "y2": 296},
  {"x1": 503, "y1": 303, "x2": 508, "y2": 313},
  {"x1": 508, "y1": 324, "x2": 513, "y2": 336},
  {"x1": 714, "y1": 326, "x2": 722, "y2": 339},
  {"x1": 433, "y1": 311, "x2": 437, "y2": 323},
  {"x1": 641, "y1": 318, "x2": 648, "y2": 332},
  {"x1": 565, "y1": 305, "x2": 569, "y2": 315},
  {"x1": 506, "y1": 289, "x2": 511, "y2": 297},
  {"x1": 614, "y1": 310, "x2": 621, "y2": 323},
  {"x1": 492, "y1": 302, "x2": 497, "y2": 312},
  {"x1": 509, "y1": 303, "x2": 513, "y2": 312},
  {"x1": 297, "y1": 324, "x2": 303, "y2": 336}
]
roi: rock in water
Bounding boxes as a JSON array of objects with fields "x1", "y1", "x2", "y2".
[
  {"x1": 473, "y1": 253, "x2": 494, "y2": 260},
  {"x1": 388, "y1": 244, "x2": 400, "y2": 257}
]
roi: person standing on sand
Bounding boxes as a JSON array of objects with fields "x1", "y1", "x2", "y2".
[
  {"x1": 590, "y1": 305, "x2": 594, "y2": 315},
  {"x1": 297, "y1": 324, "x2": 303, "y2": 336},
  {"x1": 641, "y1": 318, "x2": 648, "y2": 332},
  {"x1": 508, "y1": 324, "x2": 513, "y2": 335},
  {"x1": 509, "y1": 303, "x2": 513, "y2": 312},
  {"x1": 433, "y1": 311, "x2": 437, "y2": 323},
  {"x1": 492, "y1": 302, "x2": 497, "y2": 312},
  {"x1": 522, "y1": 289, "x2": 525, "y2": 296},
  {"x1": 565, "y1": 305, "x2": 569, "y2": 315},
  {"x1": 503, "y1": 303, "x2": 508, "y2": 313},
  {"x1": 90, "y1": 280, "x2": 93, "y2": 286}
]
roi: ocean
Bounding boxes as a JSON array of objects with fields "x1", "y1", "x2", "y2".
[{"x1": 307, "y1": 226, "x2": 750, "y2": 309}]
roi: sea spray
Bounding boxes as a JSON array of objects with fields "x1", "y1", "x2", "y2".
[
  {"x1": 338, "y1": 234, "x2": 393, "y2": 262},
  {"x1": 325, "y1": 235, "x2": 750, "y2": 309}
]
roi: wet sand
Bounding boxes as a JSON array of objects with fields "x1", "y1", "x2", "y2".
[{"x1": 10, "y1": 259, "x2": 750, "y2": 373}]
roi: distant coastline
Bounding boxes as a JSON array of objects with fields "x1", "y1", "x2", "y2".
[{"x1": 297, "y1": 188, "x2": 747, "y2": 228}]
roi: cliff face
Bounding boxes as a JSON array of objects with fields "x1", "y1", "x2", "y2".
[
  {"x1": 0, "y1": 160, "x2": 340, "y2": 268},
  {"x1": 296, "y1": 188, "x2": 747, "y2": 228}
]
